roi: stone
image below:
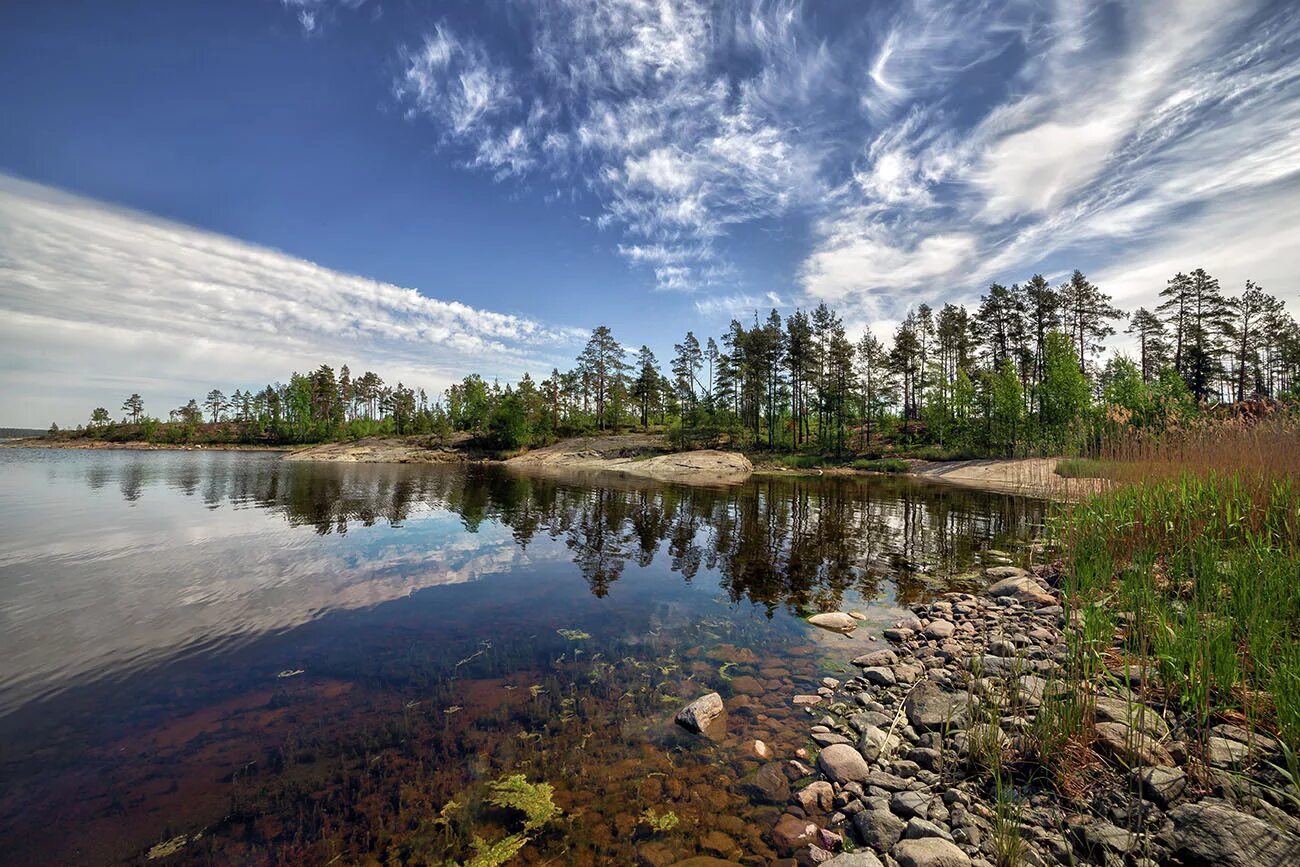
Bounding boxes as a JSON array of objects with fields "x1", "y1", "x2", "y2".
[
  {"x1": 729, "y1": 675, "x2": 764, "y2": 695},
  {"x1": 1093, "y1": 721, "x2": 1172, "y2": 767},
  {"x1": 884, "y1": 627, "x2": 915, "y2": 642},
  {"x1": 1092, "y1": 695, "x2": 1169, "y2": 740},
  {"x1": 907, "y1": 747, "x2": 942, "y2": 771},
  {"x1": 1206, "y1": 735, "x2": 1251, "y2": 768},
  {"x1": 864, "y1": 770, "x2": 912, "y2": 791},
  {"x1": 822, "y1": 853, "x2": 884, "y2": 867},
  {"x1": 890, "y1": 790, "x2": 930, "y2": 818},
  {"x1": 1016, "y1": 675, "x2": 1049, "y2": 707},
  {"x1": 817, "y1": 743, "x2": 872, "y2": 784},
  {"x1": 986, "y1": 574, "x2": 1055, "y2": 606},
  {"x1": 669, "y1": 858, "x2": 745, "y2": 867},
  {"x1": 1134, "y1": 766, "x2": 1187, "y2": 809},
  {"x1": 853, "y1": 649, "x2": 899, "y2": 668},
  {"x1": 852, "y1": 808, "x2": 906, "y2": 851},
  {"x1": 904, "y1": 817, "x2": 954, "y2": 842},
  {"x1": 752, "y1": 739, "x2": 774, "y2": 759},
  {"x1": 796, "y1": 781, "x2": 835, "y2": 814},
  {"x1": 698, "y1": 831, "x2": 736, "y2": 857},
  {"x1": 924, "y1": 619, "x2": 956, "y2": 640},
  {"x1": 862, "y1": 666, "x2": 898, "y2": 686},
  {"x1": 744, "y1": 762, "x2": 792, "y2": 805},
  {"x1": 794, "y1": 694, "x2": 824, "y2": 706},
  {"x1": 894, "y1": 663, "x2": 926, "y2": 683},
  {"x1": 892, "y1": 837, "x2": 972, "y2": 867},
  {"x1": 1165, "y1": 802, "x2": 1299, "y2": 867},
  {"x1": 858, "y1": 723, "x2": 902, "y2": 762},
  {"x1": 812, "y1": 731, "x2": 854, "y2": 747},
  {"x1": 1078, "y1": 820, "x2": 1138, "y2": 856},
  {"x1": 809, "y1": 612, "x2": 859, "y2": 632},
  {"x1": 771, "y1": 813, "x2": 821, "y2": 854},
  {"x1": 1212, "y1": 722, "x2": 1280, "y2": 753},
  {"x1": 676, "y1": 693, "x2": 725, "y2": 736},
  {"x1": 904, "y1": 678, "x2": 968, "y2": 732},
  {"x1": 637, "y1": 842, "x2": 679, "y2": 867}
]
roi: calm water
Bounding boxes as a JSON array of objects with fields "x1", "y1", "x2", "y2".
[{"x1": 0, "y1": 448, "x2": 1046, "y2": 865}]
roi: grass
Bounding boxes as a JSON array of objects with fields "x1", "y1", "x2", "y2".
[
  {"x1": 1056, "y1": 414, "x2": 1300, "y2": 753},
  {"x1": 850, "y1": 457, "x2": 911, "y2": 474},
  {"x1": 1054, "y1": 457, "x2": 1112, "y2": 479}
]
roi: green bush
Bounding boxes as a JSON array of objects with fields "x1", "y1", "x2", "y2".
[{"x1": 850, "y1": 458, "x2": 910, "y2": 473}]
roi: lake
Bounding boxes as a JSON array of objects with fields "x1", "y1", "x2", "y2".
[{"x1": 0, "y1": 448, "x2": 1046, "y2": 865}]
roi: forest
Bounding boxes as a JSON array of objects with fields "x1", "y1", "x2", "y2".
[{"x1": 57, "y1": 267, "x2": 1300, "y2": 458}]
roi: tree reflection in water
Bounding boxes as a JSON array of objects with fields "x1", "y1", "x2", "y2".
[{"x1": 97, "y1": 456, "x2": 1046, "y2": 614}]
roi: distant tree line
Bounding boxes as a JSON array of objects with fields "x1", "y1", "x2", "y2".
[{"x1": 64, "y1": 266, "x2": 1299, "y2": 457}]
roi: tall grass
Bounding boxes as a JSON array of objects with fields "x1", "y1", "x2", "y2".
[{"x1": 1057, "y1": 414, "x2": 1300, "y2": 752}]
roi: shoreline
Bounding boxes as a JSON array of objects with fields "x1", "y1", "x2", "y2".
[
  {"x1": 0, "y1": 438, "x2": 291, "y2": 452},
  {"x1": 4, "y1": 435, "x2": 1094, "y2": 499},
  {"x1": 760, "y1": 566, "x2": 1300, "y2": 865}
]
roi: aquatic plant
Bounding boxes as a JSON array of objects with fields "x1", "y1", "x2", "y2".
[
  {"x1": 460, "y1": 833, "x2": 529, "y2": 867},
  {"x1": 638, "y1": 808, "x2": 680, "y2": 833},
  {"x1": 486, "y1": 774, "x2": 560, "y2": 832}
]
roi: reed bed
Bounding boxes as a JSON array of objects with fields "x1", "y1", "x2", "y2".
[{"x1": 1055, "y1": 413, "x2": 1300, "y2": 751}]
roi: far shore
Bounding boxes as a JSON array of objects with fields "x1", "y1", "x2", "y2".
[
  {"x1": 0, "y1": 437, "x2": 292, "y2": 452},
  {"x1": 2, "y1": 434, "x2": 1094, "y2": 499}
]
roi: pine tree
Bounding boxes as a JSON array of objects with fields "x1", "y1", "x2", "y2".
[
  {"x1": 1225, "y1": 281, "x2": 1283, "y2": 402},
  {"x1": 1125, "y1": 308, "x2": 1169, "y2": 382},
  {"x1": 631, "y1": 346, "x2": 661, "y2": 428},
  {"x1": 1059, "y1": 270, "x2": 1121, "y2": 378}
]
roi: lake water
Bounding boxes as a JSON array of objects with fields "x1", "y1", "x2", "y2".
[{"x1": 0, "y1": 448, "x2": 1047, "y2": 865}]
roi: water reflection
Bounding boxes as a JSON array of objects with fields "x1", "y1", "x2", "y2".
[{"x1": 0, "y1": 449, "x2": 1045, "y2": 866}]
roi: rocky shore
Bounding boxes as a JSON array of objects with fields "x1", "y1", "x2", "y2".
[{"x1": 748, "y1": 565, "x2": 1300, "y2": 866}]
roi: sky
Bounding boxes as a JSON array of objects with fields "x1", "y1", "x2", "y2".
[{"x1": 1, "y1": 0, "x2": 1298, "y2": 427}]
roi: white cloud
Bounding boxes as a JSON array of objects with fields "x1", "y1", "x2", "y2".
[
  {"x1": 297, "y1": 0, "x2": 1300, "y2": 324},
  {"x1": 279, "y1": 0, "x2": 368, "y2": 34},
  {"x1": 0, "y1": 176, "x2": 581, "y2": 427},
  {"x1": 394, "y1": 0, "x2": 830, "y2": 291},
  {"x1": 799, "y1": 0, "x2": 1300, "y2": 324}
]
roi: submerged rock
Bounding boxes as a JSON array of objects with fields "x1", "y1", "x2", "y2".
[
  {"x1": 771, "y1": 813, "x2": 821, "y2": 854},
  {"x1": 808, "y1": 612, "x2": 859, "y2": 632},
  {"x1": 742, "y1": 762, "x2": 790, "y2": 805},
  {"x1": 675, "y1": 693, "x2": 725, "y2": 737}
]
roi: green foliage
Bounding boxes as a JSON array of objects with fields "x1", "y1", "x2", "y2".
[
  {"x1": 1061, "y1": 472, "x2": 1300, "y2": 750},
  {"x1": 1053, "y1": 458, "x2": 1110, "y2": 479},
  {"x1": 850, "y1": 458, "x2": 910, "y2": 473},
  {"x1": 460, "y1": 834, "x2": 528, "y2": 867},
  {"x1": 487, "y1": 391, "x2": 531, "y2": 452},
  {"x1": 1039, "y1": 331, "x2": 1090, "y2": 451},
  {"x1": 638, "y1": 808, "x2": 679, "y2": 833},
  {"x1": 485, "y1": 774, "x2": 560, "y2": 832}
]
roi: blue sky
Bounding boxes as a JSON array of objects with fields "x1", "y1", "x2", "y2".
[{"x1": 1, "y1": 0, "x2": 1298, "y2": 426}]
